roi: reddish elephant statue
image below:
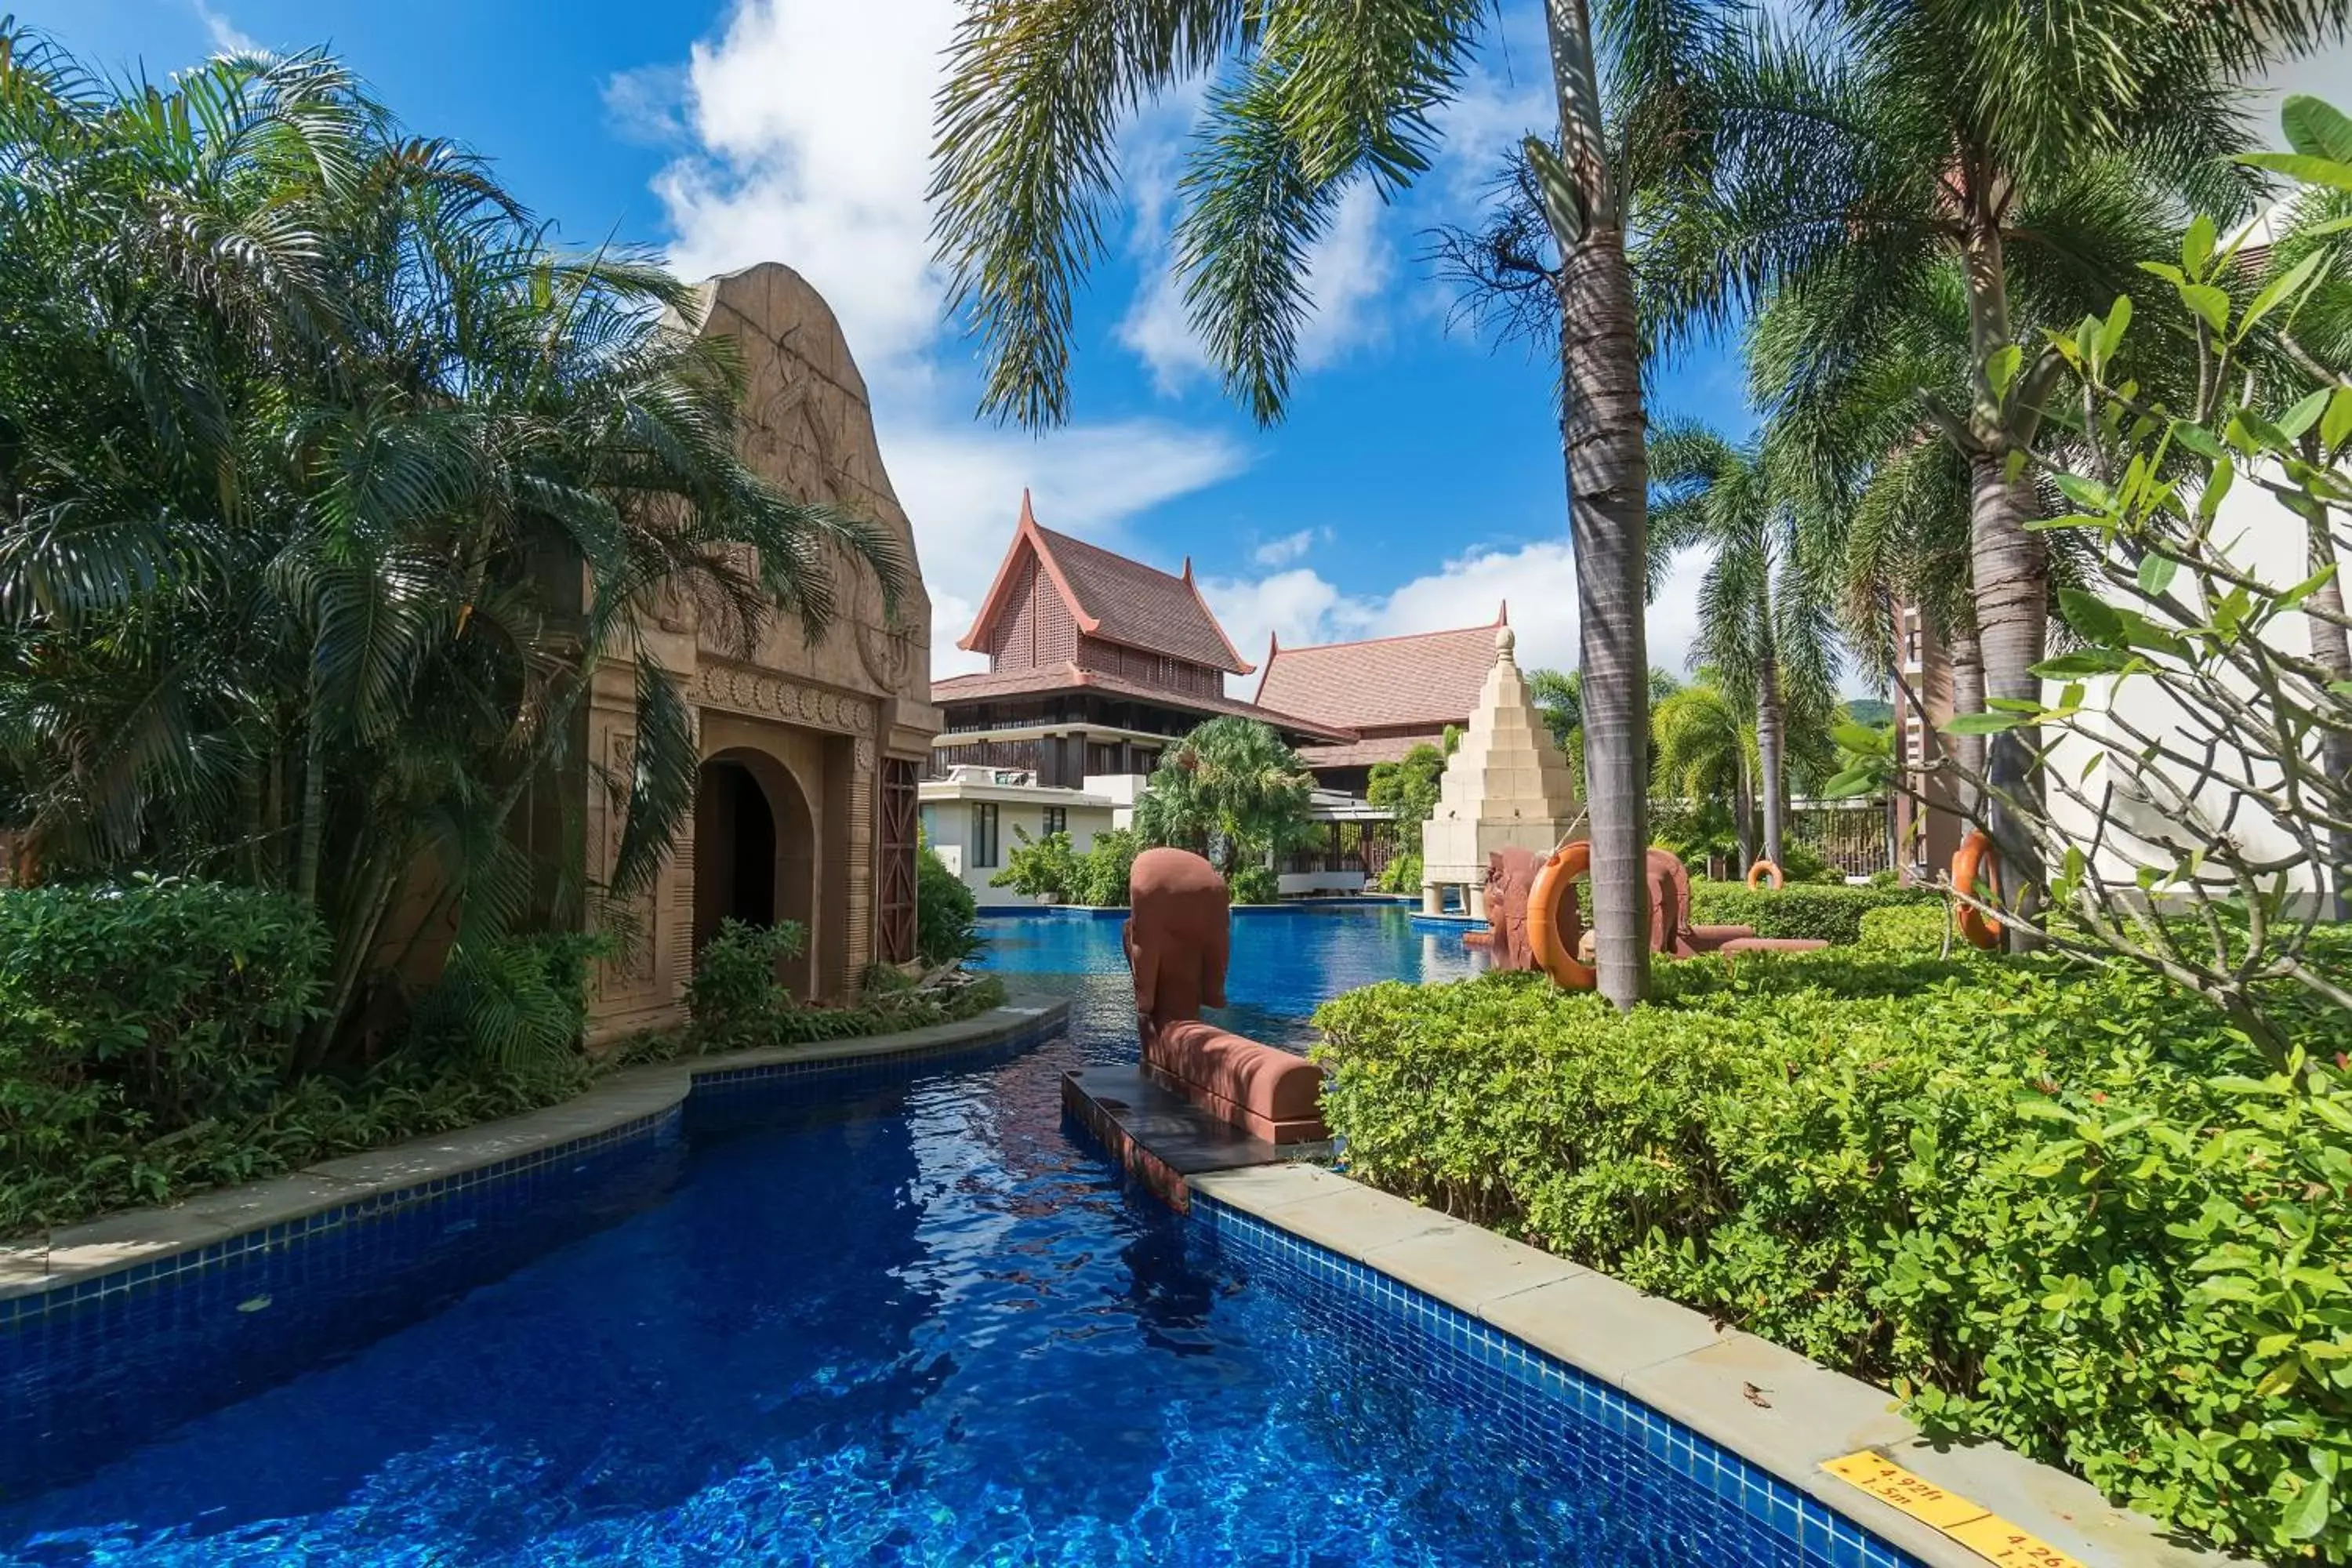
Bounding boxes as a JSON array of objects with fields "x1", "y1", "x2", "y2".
[
  {"x1": 1481, "y1": 846, "x2": 1545, "y2": 971},
  {"x1": 1646, "y1": 847, "x2": 1827, "y2": 956},
  {"x1": 1124, "y1": 847, "x2": 1230, "y2": 1044},
  {"x1": 1123, "y1": 847, "x2": 1324, "y2": 1145}
]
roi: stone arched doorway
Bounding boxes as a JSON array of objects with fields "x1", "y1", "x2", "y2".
[{"x1": 691, "y1": 748, "x2": 817, "y2": 998}]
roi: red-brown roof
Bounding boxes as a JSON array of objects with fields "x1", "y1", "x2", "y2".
[
  {"x1": 1298, "y1": 735, "x2": 1447, "y2": 770},
  {"x1": 931, "y1": 662, "x2": 1352, "y2": 742},
  {"x1": 1252, "y1": 610, "x2": 1505, "y2": 731},
  {"x1": 956, "y1": 494, "x2": 1253, "y2": 674}
]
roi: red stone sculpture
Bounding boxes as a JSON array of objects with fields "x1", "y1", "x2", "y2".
[
  {"x1": 1125, "y1": 847, "x2": 1326, "y2": 1145},
  {"x1": 1646, "y1": 848, "x2": 1828, "y2": 956},
  {"x1": 1481, "y1": 847, "x2": 1545, "y2": 971}
]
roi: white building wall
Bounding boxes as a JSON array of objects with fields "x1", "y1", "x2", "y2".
[
  {"x1": 919, "y1": 786, "x2": 1114, "y2": 906},
  {"x1": 2045, "y1": 465, "x2": 2327, "y2": 899}
]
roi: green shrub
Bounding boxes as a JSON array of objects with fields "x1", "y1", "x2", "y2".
[
  {"x1": 1857, "y1": 902, "x2": 1952, "y2": 955},
  {"x1": 684, "y1": 919, "x2": 808, "y2": 1047},
  {"x1": 1229, "y1": 864, "x2": 1281, "y2": 906},
  {"x1": 0, "y1": 880, "x2": 325, "y2": 1127},
  {"x1": 916, "y1": 846, "x2": 982, "y2": 964},
  {"x1": 1777, "y1": 842, "x2": 1847, "y2": 884},
  {"x1": 1376, "y1": 851, "x2": 1423, "y2": 896},
  {"x1": 0, "y1": 880, "x2": 602, "y2": 1235},
  {"x1": 1313, "y1": 956, "x2": 2352, "y2": 1564},
  {"x1": 407, "y1": 931, "x2": 612, "y2": 1071},
  {"x1": 991, "y1": 828, "x2": 1080, "y2": 901},
  {"x1": 1687, "y1": 879, "x2": 1938, "y2": 945},
  {"x1": 1070, "y1": 827, "x2": 1142, "y2": 908}
]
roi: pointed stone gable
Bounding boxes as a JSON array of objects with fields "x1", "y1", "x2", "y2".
[{"x1": 1421, "y1": 626, "x2": 1582, "y2": 910}]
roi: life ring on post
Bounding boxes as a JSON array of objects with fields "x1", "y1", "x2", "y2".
[
  {"x1": 1744, "y1": 859, "x2": 1784, "y2": 891},
  {"x1": 1526, "y1": 840, "x2": 1599, "y2": 992},
  {"x1": 1950, "y1": 831, "x2": 2005, "y2": 950}
]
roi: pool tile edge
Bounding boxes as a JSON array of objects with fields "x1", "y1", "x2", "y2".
[
  {"x1": 1195, "y1": 1165, "x2": 2245, "y2": 1568},
  {"x1": 0, "y1": 997, "x2": 1070, "y2": 1312}
]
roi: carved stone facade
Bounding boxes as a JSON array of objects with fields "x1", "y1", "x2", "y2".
[{"x1": 583, "y1": 263, "x2": 940, "y2": 1044}]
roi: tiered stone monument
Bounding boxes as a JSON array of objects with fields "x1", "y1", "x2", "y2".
[{"x1": 1421, "y1": 626, "x2": 1582, "y2": 919}]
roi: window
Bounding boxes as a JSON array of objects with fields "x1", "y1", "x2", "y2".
[
  {"x1": 1042, "y1": 806, "x2": 1067, "y2": 837},
  {"x1": 970, "y1": 801, "x2": 1001, "y2": 868}
]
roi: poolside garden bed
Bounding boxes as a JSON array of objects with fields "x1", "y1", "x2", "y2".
[
  {"x1": 0, "y1": 881, "x2": 1001, "y2": 1239},
  {"x1": 1312, "y1": 948, "x2": 2352, "y2": 1565}
]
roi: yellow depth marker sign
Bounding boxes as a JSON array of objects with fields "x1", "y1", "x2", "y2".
[{"x1": 1821, "y1": 1451, "x2": 2088, "y2": 1568}]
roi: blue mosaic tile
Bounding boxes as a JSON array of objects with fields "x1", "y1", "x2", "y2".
[
  {"x1": 0, "y1": 1014, "x2": 1065, "y2": 1498},
  {"x1": 1189, "y1": 1195, "x2": 1920, "y2": 1568}
]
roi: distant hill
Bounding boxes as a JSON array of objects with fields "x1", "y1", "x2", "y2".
[{"x1": 1841, "y1": 699, "x2": 1893, "y2": 728}]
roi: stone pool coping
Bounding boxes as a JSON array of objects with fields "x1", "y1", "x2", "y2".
[
  {"x1": 0, "y1": 996, "x2": 1069, "y2": 1305},
  {"x1": 1190, "y1": 1163, "x2": 2241, "y2": 1568}
]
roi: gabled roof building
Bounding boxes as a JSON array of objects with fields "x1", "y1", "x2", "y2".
[
  {"x1": 1251, "y1": 608, "x2": 1508, "y2": 793},
  {"x1": 930, "y1": 496, "x2": 1348, "y2": 789}
]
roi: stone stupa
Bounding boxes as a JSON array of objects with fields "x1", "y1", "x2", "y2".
[{"x1": 1420, "y1": 625, "x2": 1583, "y2": 918}]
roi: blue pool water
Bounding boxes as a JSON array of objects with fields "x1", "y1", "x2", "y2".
[{"x1": 0, "y1": 908, "x2": 1892, "y2": 1566}]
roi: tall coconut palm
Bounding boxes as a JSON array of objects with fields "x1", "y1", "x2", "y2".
[
  {"x1": 1646, "y1": 419, "x2": 1840, "y2": 871},
  {"x1": 1746, "y1": 267, "x2": 1988, "y2": 817},
  {"x1": 929, "y1": 0, "x2": 1682, "y2": 1005},
  {"x1": 0, "y1": 36, "x2": 903, "y2": 1060},
  {"x1": 1625, "y1": 0, "x2": 2347, "y2": 936}
]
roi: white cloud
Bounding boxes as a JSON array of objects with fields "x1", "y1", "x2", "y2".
[
  {"x1": 1295, "y1": 182, "x2": 1396, "y2": 368},
  {"x1": 1203, "y1": 535, "x2": 1716, "y2": 697},
  {"x1": 1250, "y1": 527, "x2": 1327, "y2": 568},
  {"x1": 619, "y1": 0, "x2": 1254, "y2": 677},
  {"x1": 601, "y1": 64, "x2": 691, "y2": 147},
  {"x1": 189, "y1": 0, "x2": 258, "y2": 54}
]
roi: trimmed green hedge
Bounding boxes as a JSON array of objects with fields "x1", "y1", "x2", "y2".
[
  {"x1": 1856, "y1": 902, "x2": 1955, "y2": 955},
  {"x1": 1687, "y1": 880, "x2": 1940, "y2": 945},
  {"x1": 1313, "y1": 953, "x2": 2352, "y2": 1564}
]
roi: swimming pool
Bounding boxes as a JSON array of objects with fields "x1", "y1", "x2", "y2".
[{"x1": 0, "y1": 907, "x2": 1904, "y2": 1566}]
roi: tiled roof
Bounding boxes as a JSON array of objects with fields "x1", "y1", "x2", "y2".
[
  {"x1": 956, "y1": 494, "x2": 1253, "y2": 674},
  {"x1": 1252, "y1": 613, "x2": 1505, "y2": 731},
  {"x1": 1034, "y1": 524, "x2": 1250, "y2": 673},
  {"x1": 1297, "y1": 734, "x2": 1446, "y2": 770},
  {"x1": 931, "y1": 662, "x2": 1353, "y2": 742}
]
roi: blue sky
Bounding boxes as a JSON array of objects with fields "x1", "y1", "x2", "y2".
[{"x1": 38, "y1": 0, "x2": 1758, "y2": 688}]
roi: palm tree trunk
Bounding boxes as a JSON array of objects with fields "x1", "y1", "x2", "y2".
[
  {"x1": 1957, "y1": 205, "x2": 2047, "y2": 944},
  {"x1": 1546, "y1": 0, "x2": 1651, "y2": 1009},
  {"x1": 1965, "y1": 451, "x2": 2046, "y2": 944},
  {"x1": 2307, "y1": 517, "x2": 2352, "y2": 921},
  {"x1": 1733, "y1": 746, "x2": 1756, "y2": 868},
  {"x1": 1755, "y1": 655, "x2": 1786, "y2": 869},
  {"x1": 1945, "y1": 621, "x2": 1986, "y2": 821}
]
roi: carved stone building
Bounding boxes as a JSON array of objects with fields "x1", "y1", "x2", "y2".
[{"x1": 583, "y1": 263, "x2": 939, "y2": 1044}]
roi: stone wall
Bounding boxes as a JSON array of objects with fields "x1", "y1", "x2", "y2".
[{"x1": 584, "y1": 263, "x2": 941, "y2": 1044}]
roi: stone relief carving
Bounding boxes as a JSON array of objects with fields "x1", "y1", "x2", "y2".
[{"x1": 695, "y1": 663, "x2": 874, "y2": 735}]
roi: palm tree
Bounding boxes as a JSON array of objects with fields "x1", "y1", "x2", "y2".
[
  {"x1": 0, "y1": 37, "x2": 903, "y2": 1061},
  {"x1": 928, "y1": 0, "x2": 1668, "y2": 1006},
  {"x1": 1133, "y1": 717, "x2": 1313, "y2": 876},
  {"x1": 1646, "y1": 420, "x2": 1839, "y2": 871},
  {"x1": 1746, "y1": 269, "x2": 1988, "y2": 817},
  {"x1": 1626, "y1": 0, "x2": 2348, "y2": 935},
  {"x1": 1652, "y1": 679, "x2": 1755, "y2": 864}
]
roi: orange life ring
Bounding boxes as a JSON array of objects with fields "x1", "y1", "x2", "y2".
[
  {"x1": 1526, "y1": 840, "x2": 1599, "y2": 991},
  {"x1": 1745, "y1": 859, "x2": 1784, "y2": 891},
  {"x1": 1950, "y1": 831, "x2": 2005, "y2": 950}
]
